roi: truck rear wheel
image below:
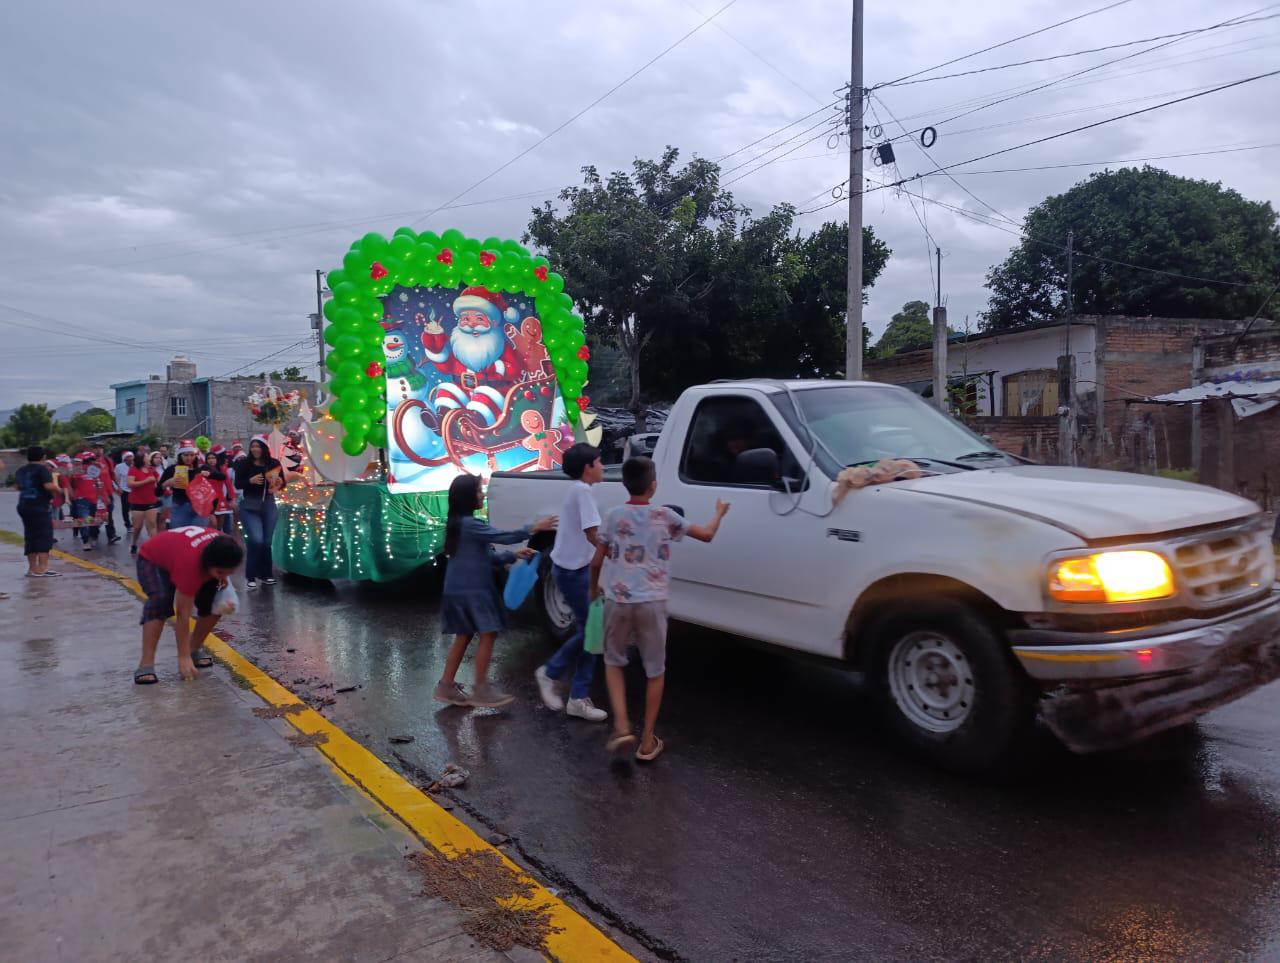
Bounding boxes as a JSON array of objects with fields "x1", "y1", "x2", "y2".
[
  {"x1": 867, "y1": 600, "x2": 1033, "y2": 772},
  {"x1": 536, "y1": 558, "x2": 575, "y2": 642}
]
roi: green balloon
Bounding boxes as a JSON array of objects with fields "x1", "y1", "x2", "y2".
[
  {"x1": 343, "y1": 250, "x2": 368, "y2": 275},
  {"x1": 323, "y1": 326, "x2": 343, "y2": 347},
  {"x1": 332, "y1": 282, "x2": 359, "y2": 305},
  {"x1": 441, "y1": 228, "x2": 465, "y2": 249},
  {"x1": 393, "y1": 226, "x2": 418, "y2": 241},
  {"x1": 322, "y1": 298, "x2": 343, "y2": 321},
  {"x1": 341, "y1": 432, "x2": 367, "y2": 457},
  {"x1": 544, "y1": 333, "x2": 561, "y2": 351},
  {"x1": 334, "y1": 335, "x2": 361, "y2": 355},
  {"x1": 570, "y1": 359, "x2": 588, "y2": 382},
  {"x1": 459, "y1": 237, "x2": 480, "y2": 255},
  {"x1": 418, "y1": 230, "x2": 441, "y2": 247},
  {"x1": 326, "y1": 268, "x2": 348, "y2": 289},
  {"x1": 325, "y1": 353, "x2": 344, "y2": 373},
  {"x1": 530, "y1": 255, "x2": 550, "y2": 271},
  {"x1": 346, "y1": 389, "x2": 370, "y2": 411},
  {"x1": 360, "y1": 300, "x2": 384, "y2": 323},
  {"x1": 481, "y1": 236, "x2": 504, "y2": 250},
  {"x1": 328, "y1": 398, "x2": 349, "y2": 421},
  {"x1": 347, "y1": 411, "x2": 372, "y2": 435},
  {"x1": 544, "y1": 272, "x2": 565, "y2": 295},
  {"x1": 389, "y1": 235, "x2": 415, "y2": 259},
  {"x1": 367, "y1": 423, "x2": 388, "y2": 449},
  {"x1": 359, "y1": 232, "x2": 390, "y2": 259}
]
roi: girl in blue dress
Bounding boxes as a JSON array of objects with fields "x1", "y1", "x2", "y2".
[{"x1": 435, "y1": 474, "x2": 556, "y2": 709}]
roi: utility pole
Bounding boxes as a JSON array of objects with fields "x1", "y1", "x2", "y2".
[
  {"x1": 314, "y1": 269, "x2": 327, "y2": 383},
  {"x1": 844, "y1": 0, "x2": 864, "y2": 381},
  {"x1": 932, "y1": 245, "x2": 948, "y2": 412},
  {"x1": 1062, "y1": 231, "x2": 1077, "y2": 466}
]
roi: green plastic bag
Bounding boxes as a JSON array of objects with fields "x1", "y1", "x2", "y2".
[{"x1": 584, "y1": 598, "x2": 605, "y2": 655}]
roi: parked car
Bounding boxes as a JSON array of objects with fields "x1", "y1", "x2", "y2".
[{"x1": 489, "y1": 379, "x2": 1280, "y2": 770}]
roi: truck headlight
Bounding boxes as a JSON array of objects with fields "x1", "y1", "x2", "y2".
[{"x1": 1048, "y1": 551, "x2": 1175, "y2": 603}]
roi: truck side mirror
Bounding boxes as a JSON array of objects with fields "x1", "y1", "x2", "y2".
[{"x1": 733, "y1": 448, "x2": 780, "y2": 487}]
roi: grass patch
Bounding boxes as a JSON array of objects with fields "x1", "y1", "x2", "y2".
[
  {"x1": 286, "y1": 731, "x2": 328, "y2": 748},
  {"x1": 0, "y1": 530, "x2": 23, "y2": 547}
]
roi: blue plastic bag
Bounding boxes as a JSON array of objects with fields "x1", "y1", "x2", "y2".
[
  {"x1": 503, "y1": 551, "x2": 540, "y2": 610},
  {"x1": 584, "y1": 598, "x2": 605, "y2": 655}
]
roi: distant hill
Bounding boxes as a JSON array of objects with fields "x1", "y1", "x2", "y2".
[{"x1": 0, "y1": 400, "x2": 97, "y2": 425}]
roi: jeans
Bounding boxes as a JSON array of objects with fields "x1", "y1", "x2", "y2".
[
  {"x1": 169, "y1": 501, "x2": 206, "y2": 530},
  {"x1": 104, "y1": 498, "x2": 118, "y2": 541},
  {"x1": 543, "y1": 563, "x2": 596, "y2": 700},
  {"x1": 119, "y1": 493, "x2": 132, "y2": 531},
  {"x1": 71, "y1": 498, "x2": 99, "y2": 543},
  {"x1": 240, "y1": 496, "x2": 277, "y2": 581}
]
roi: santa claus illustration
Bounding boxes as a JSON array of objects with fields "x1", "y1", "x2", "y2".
[{"x1": 421, "y1": 286, "x2": 520, "y2": 427}]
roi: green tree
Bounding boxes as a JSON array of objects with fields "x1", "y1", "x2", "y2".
[
  {"x1": 2, "y1": 403, "x2": 54, "y2": 447},
  {"x1": 66, "y1": 407, "x2": 115, "y2": 436},
  {"x1": 280, "y1": 366, "x2": 304, "y2": 380},
  {"x1": 874, "y1": 301, "x2": 959, "y2": 357},
  {"x1": 527, "y1": 148, "x2": 891, "y2": 413},
  {"x1": 983, "y1": 166, "x2": 1280, "y2": 330}
]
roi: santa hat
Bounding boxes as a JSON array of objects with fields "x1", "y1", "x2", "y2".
[
  {"x1": 77, "y1": 450, "x2": 96, "y2": 461},
  {"x1": 453, "y1": 287, "x2": 519, "y2": 326},
  {"x1": 56, "y1": 454, "x2": 72, "y2": 464},
  {"x1": 231, "y1": 441, "x2": 244, "y2": 450},
  {"x1": 210, "y1": 445, "x2": 225, "y2": 455},
  {"x1": 177, "y1": 439, "x2": 197, "y2": 455}
]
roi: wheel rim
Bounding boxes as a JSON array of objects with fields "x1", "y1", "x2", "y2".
[
  {"x1": 886, "y1": 631, "x2": 976, "y2": 734},
  {"x1": 542, "y1": 571, "x2": 574, "y2": 632}
]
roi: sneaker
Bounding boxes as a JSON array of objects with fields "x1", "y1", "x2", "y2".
[
  {"x1": 467, "y1": 683, "x2": 515, "y2": 709},
  {"x1": 566, "y1": 697, "x2": 608, "y2": 723},
  {"x1": 433, "y1": 680, "x2": 470, "y2": 706},
  {"x1": 82, "y1": 543, "x2": 92, "y2": 552},
  {"x1": 535, "y1": 665, "x2": 565, "y2": 712},
  {"x1": 40, "y1": 571, "x2": 62, "y2": 577},
  {"x1": 246, "y1": 579, "x2": 259, "y2": 589},
  {"x1": 109, "y1": 536, "x2": 121, "y2": 545},
  {"x1": 262, "y1": 577, "x2": 277, "y2": 586}
]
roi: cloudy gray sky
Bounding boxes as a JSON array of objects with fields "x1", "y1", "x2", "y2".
[{"x1": 1, "y1": 0, "x2": 1277, "y2": 410}]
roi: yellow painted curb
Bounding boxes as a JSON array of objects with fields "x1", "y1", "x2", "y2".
[{"x1": 47, "y1": 547, "x2": 634, "y2": 962}]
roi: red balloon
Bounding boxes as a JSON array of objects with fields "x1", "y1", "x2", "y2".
[
  {"x1": 577, "y1": 345, "x2": 591, "y2": 361},
  {"x1": 366, "y1": 361, "x2": 384, "y2": 378},
  {"x1": 370, "y1": 261, "x2": 389, "y2": 280},
  {"x1": 534, "y1": 266, "x2": 549, "y2": 282},
  {"x1": 576, "y1": 395, "x2": 590, "y2": 410},
  {"x1": 437, "y1": 248, "x2": 454, "y2": 265},
  {"x1": 479, "y1": 251, "x2": 496, "y2": 267}
]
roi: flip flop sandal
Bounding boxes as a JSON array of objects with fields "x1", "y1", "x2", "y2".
[
  {"x1": 606, "y1": 733, "x2": 638, "y2": 755},
  {"x1": 192, "y1": 648, "x2": 214, "y2": 669},
  {"x1": 134, "y1": 665, "x2": 159, "y2": 685},
  {"x1": 635, "y1": 737, "x2": 665, "y2": 763}
]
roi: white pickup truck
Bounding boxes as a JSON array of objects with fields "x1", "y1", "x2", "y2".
[{"x1": 488, "y1": 380, "x2": 1280, "y2": 770}]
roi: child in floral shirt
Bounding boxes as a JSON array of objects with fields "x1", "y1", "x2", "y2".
[{"x1": 591, "y1": 456, "x2": 729, "y2": 762}]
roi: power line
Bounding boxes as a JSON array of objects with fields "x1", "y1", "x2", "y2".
[
  {"x1": 868, "y1": 7, "x2": 1280, "y2": 152},
  {"x1": 880, "y1": 14, "x2": 1280, "y2": 87},
  {"x1": 720, "y1": 113, "x2": 840, "y2": 177},
  {"x1": 409, "y1": 0, "x2": 739, "y2": 228},
  {"x1": 860, "y1": 68, "x2": 1280, "y2": 198},
  {"x1": 680, "y1": 0, "x2": 824, "y2": 102},
  {"x1": 873, "y1": 0, "x2": 1134, "y2": 88},
  {"x1": 715, "y1": 100, "x2": 840, "y2": 163}
]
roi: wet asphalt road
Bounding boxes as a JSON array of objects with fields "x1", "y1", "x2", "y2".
[{"x1": 14, "y1": 516, "x2": 1280, "y2": 962}]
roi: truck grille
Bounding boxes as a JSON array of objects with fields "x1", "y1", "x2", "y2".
[{"x1": 1172, "y1": 522, "x2": 1274, "y2": 609}]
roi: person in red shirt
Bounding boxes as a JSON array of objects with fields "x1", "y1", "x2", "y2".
[
  {"x1": 90, "y1": 442, "x2": 121, "y2": 545},
  {"x1": 134, "y1": 527, "x2": 244, "y2": 684},
  {"x1": 69, "y1": 451, "x2": 108, "y2": 550},
  {"x1": 127, "y1": 451, "x2": 165, "y2": 555},
  {"x1": 209, "y1": 449, "x2": 238, "y2": 535}
]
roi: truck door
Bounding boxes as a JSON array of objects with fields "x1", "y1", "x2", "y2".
[{"x1": 664, "y1": 392, "x2": 840, "y2": 654}]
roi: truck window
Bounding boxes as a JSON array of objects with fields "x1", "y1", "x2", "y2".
[{"x1": 680, "y1": 396, "x2": 791, "y2": 486}]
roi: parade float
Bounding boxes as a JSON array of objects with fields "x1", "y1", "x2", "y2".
[{"x1": 274, "y1": 227, "x2": 599, "y2": 581}]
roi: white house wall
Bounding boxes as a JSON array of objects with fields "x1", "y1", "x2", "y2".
[{"x1": 948, "y1": 325, "x2": 1096, "y2": 416}]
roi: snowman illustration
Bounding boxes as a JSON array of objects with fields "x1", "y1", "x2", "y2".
[{"x1": 382, "y1": 319, "x2": 427, "y2": 411}]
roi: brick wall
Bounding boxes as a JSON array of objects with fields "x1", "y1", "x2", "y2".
[
  {"x1": 1096, "y1": 316, "x2": 1244, "y2": 472},
  {"x1": 864, "y1": 350, "x2": 932, "y2": 386},
  {"x1": 971, "y1": 416, "x2": 1059, "y2": 462},
  {"x1": 1196, "y1": 326, "x2": 1280, "y2": 502}
]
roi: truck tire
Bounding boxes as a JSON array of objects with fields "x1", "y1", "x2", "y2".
[
  {"x1": 866, "y1": 600, "x2": 1033, "y2": 772},
  {"x1": 536, "y1": 556, "x2": 575, "y2": 643}
]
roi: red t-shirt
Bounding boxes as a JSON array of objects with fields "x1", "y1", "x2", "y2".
[
  {"x1": 127, "y1": 465, "x2": 161, "y2": 506},
  {"x1": 139, "y1": 526, "x2": 223, "y2": 595},
  {"x1": 69, "y1": 470, "x2": 104, "y2": 502}
]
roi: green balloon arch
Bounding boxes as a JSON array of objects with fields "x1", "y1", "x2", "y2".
[{"x1": 322, "y1": 228, "x2": 589, "y2": 454}]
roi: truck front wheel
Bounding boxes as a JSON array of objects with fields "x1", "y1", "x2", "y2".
[
  {"x1": 536, "y1": 558, "x2": 576, "y2": 643},
  {"x1": 867, "y1": 600, "x2": 1033, "y2": 771}
]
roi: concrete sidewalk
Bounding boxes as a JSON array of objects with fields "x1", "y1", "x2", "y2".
[{"x1": 0, "y1": 542, "x2": 510, "y2": 962}]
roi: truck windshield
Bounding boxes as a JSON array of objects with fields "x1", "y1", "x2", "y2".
[{"x1": 772, "y1": 385, "x2": 1004, "y2": 475}]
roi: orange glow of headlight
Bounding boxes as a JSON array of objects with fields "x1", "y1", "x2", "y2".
[{"x1": 1049, "y1": 551, "x2": 1174, "y2": 603}]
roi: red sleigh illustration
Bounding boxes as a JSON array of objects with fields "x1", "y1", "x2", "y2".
[{"x1": 391, "y1": 372, "x2": 567, "y2": 473}]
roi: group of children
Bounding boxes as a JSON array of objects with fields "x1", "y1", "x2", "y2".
[{"x1": 437, "y1": 443, "x2": 729, "y2": 763}]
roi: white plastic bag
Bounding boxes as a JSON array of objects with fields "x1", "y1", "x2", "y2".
[{"x1": 212, "y1": 581, "x2": 239, "y2": 616}]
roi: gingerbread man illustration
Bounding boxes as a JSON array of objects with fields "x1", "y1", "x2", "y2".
[
  {"x1": 520, "y1": 410, "x2": 562, "y2": 470},
  {"x1": 504, "y1": 317, "x2": 551, "y2": 377}
]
